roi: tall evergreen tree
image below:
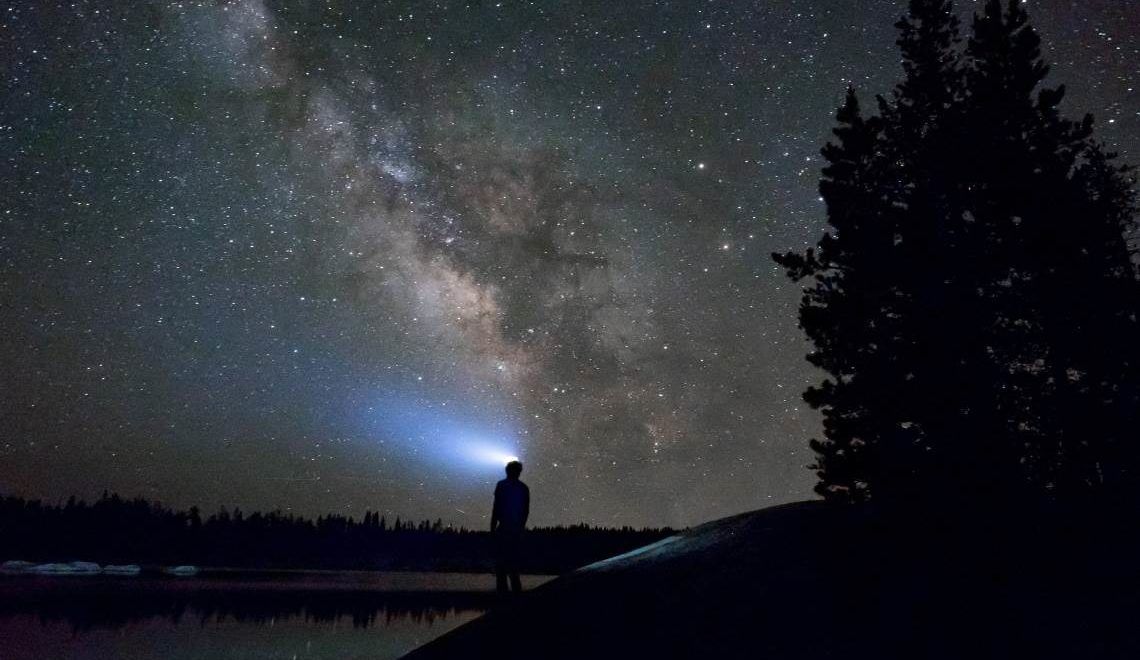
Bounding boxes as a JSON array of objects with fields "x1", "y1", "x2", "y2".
[
  {"x1": 775, "y1": 0, "x2": 1138, "y2": 505},
  {"x1": 950, "y1": 0, "x2": 1140, "y2": 498},
  {"x1": 775, "y1": 88, "x2": 888, "y2": 502}
]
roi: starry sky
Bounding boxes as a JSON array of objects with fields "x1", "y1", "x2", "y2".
[{"x1": 1, "y1": 0, "x2": 1136, "y2": 528}]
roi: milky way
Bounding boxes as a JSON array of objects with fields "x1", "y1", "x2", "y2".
[{"x1": 2, "y1": 1, "x2": 1136, "y2": 526}]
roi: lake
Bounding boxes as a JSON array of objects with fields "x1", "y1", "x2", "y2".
[{"x1": 0, "y1": 571, "x2": 553, "y2": 659}]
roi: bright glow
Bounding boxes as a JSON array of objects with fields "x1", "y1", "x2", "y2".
[
  {"x1": 466, "y1": 442, "x2": 520, "y2": 466},
  {"x1": 361, "y1": 391, "x2": 522, "y2": 475}
]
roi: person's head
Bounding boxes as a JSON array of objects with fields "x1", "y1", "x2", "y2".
[{"x1": 505, "y1": 460, "x2": 523, "y2": 480}]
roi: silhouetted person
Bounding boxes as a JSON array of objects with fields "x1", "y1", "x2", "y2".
[{"x1": 491, "y1": 460, "x2": 529, "y2": 595}]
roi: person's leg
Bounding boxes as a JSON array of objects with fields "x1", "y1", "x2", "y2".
[
  {"x1": 496, "y1": 564, "x2": 508, "y2": 595},
  {"x1": 508, "y1": 532, "x2": 523, "y2": 593},
  {"x1": 494, "y1": 533, "x2": 509, "y2": 595}
]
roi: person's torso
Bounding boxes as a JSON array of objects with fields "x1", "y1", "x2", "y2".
[{"x1": 496, "y1": 479, "x2": 528, "y2": 528}]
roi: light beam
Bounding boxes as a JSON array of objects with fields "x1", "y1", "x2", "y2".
[{"x1": 362, "y1": 391, "x2": 522, "y2": 475}]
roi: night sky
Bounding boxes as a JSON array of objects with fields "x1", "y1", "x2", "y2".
[{"x1": 2, "y1": 1, "x2": 1136, "y2": 528}]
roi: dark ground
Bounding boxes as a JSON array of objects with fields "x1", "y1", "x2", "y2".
[{"x1": 403, "y1": 500, "x2": 1140, "y2": 659}]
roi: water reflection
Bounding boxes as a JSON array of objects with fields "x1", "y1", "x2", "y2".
[
  {"x1": 0, "y1": 574, "x2": 500, "y2": 631},
  {"x1": 0, "y1": 574, "x2": 543, "y2": 659}
]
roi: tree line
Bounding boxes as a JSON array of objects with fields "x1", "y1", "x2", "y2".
[{"x1": 0, "y1": 492, "x2": 673, "y2": 574}]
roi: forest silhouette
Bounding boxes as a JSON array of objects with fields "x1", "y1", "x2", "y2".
[{"x1": 0, "y1": 492, "x2": 671, "y2": 574}]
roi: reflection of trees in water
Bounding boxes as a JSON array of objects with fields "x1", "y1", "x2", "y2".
[{"x1": 0, "y1": 584, "x2": 490, "y2": 632}]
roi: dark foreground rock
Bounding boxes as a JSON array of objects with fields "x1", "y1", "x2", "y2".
[{"x1": 403, "y1": 500, "x2": 1140, "y2": 659}]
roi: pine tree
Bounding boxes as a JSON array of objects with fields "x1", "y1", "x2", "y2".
[
  {"x1": 774, "y1": 89, "x2": 889, "y2": 502},
  {"x1": 775, "y1": 0, "x2": 966, "y2": 502},
  {"x1": 775, "y1": 0, "x2": 1138, "y2": 506},
  {"x1": 961, "y1": 0, "x2": 1140, "y2": 496}
]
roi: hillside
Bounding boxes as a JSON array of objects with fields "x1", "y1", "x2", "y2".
[{"x1": 404, "y1": 500, "x2": 1140, "y2": 659}]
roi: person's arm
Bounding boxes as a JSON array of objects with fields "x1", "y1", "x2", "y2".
[
  {"x1": 522, "y1": 484, "x2": 530, "y2": 528},
  {"x1": 490, "y1": 483, "x2": 501, "y2": 532}
]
